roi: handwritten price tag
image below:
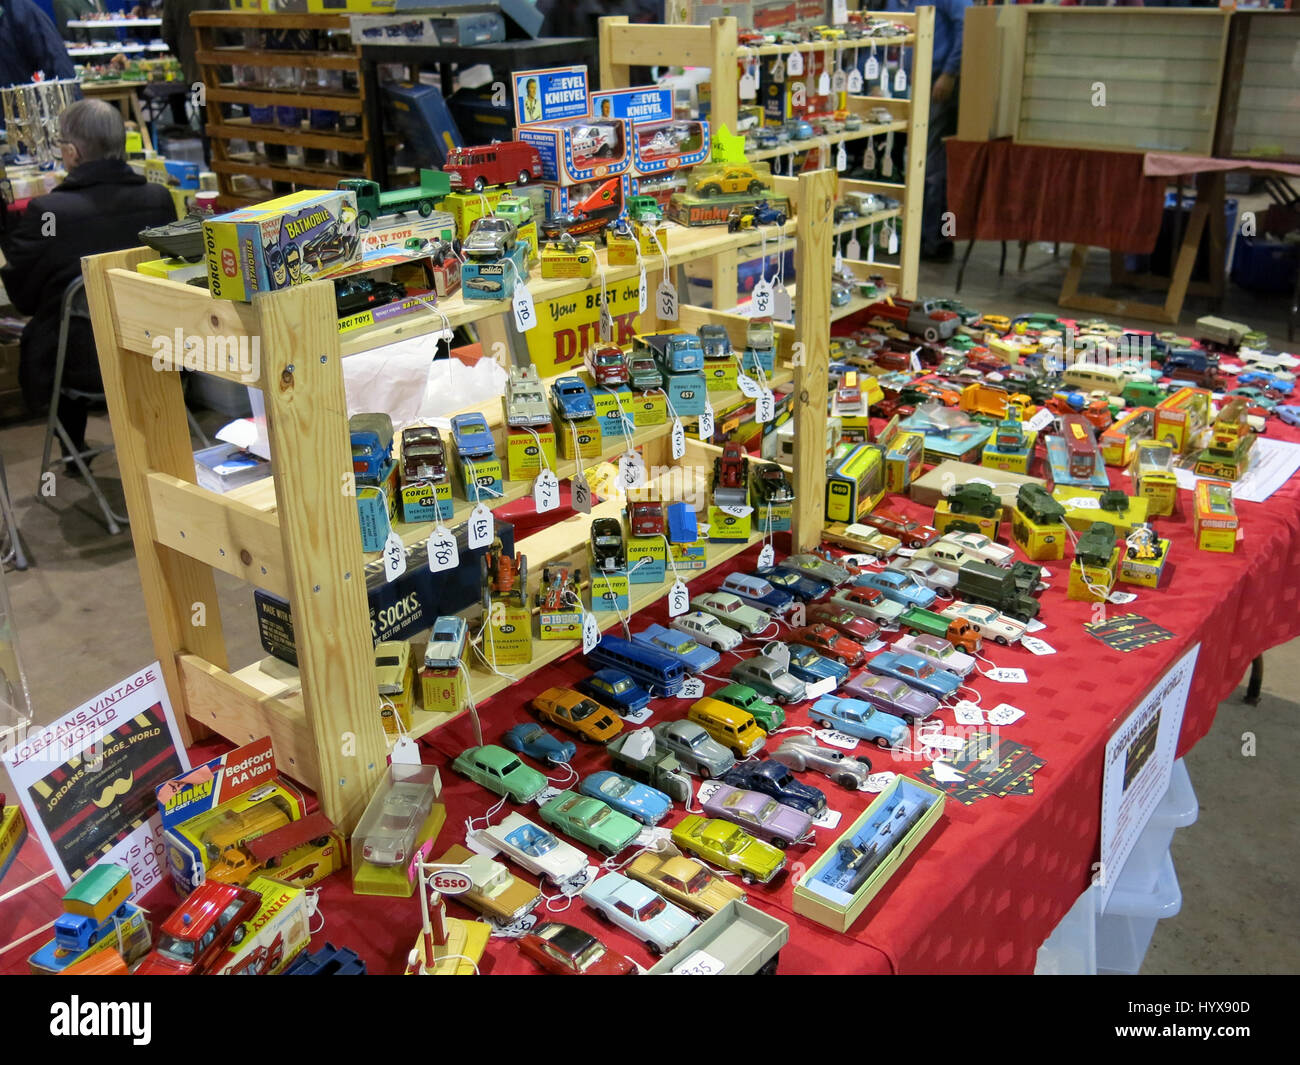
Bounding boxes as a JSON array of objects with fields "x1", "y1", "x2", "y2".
[
  {"x1": 390, "y1": 735, "x2": 421, "y2": 765},
  {"x1": 816, "y1": 729, "x2": 859, "y2": 751},
  {"x1": 533, "y1": 469, "x2": 559, "y2": 513},
  {"x1": 468, "y1": 503, "x2": 494, "y2": 550},
  {"x1": 736, "y1": 372, "x2": 761, "y2": 399},
  {"x1": 863, "y1": 771, "x2": 896, "y2": 793},
  {"x1": 571, "y1": 471, "x2": 592, "y2": 514},
  {"x1": 758, "y1": 543, "x2": 775, "y2": 569},
  {"x1": 1108, "y1": 591, "x2": 1138, "y2": 605},
  {"x1": 1020, "y1": 636, "x2": 1056, "y2": 656},
  {"x1": 672, "y1": 949, "x2": 726, "y2": 976},
  {"x1": 382, "y1": 529, "x2": 407, "y2": 582},
  {"x1": 953, "y1": 701, "x2": 985, "y2": 725},
  {"x1": 787, "y1": 50, "x2": 804, "y2": 77},
  {"x1": 619, "y1": 451, "x2": 646, "y2": 488},
  {"x1": 986, "y1": 703, "x2": 1026, "y2": 726},
  {"x1": 773, "y1": 282, "x2": 792, "y2": 321},
  {"x1": 756, "y1": 389, "x2": 775, "y2": 423},
  {"x1": 582, "y1": 613, "x2": 601, "y2": 654},
  {"x1": 671, "y1": 418, "x2": 686, "y2": 460},
  {"x1": 678, "y1": 677, "x2": 705, "y2": 699},
  {"x1": 752, "y1": 277, "x2": 773, "y2": 315},
  {"x1": 512, "y1": 283, "x2": 536, "y2": 332},
  {"x1": 699, "y1": 402, "x2": 715, "y2": 439},
  {"x1": 1025, "y1": 408, "x2": 1055, "y2": 433},
  {"x1": 427, "y1": 526, "x2": 459, "y2": 573},
  {"x1": 812, "y1": 807, "x2": 842, "y2": 830},
  {"x1": 847, "y1": 68, "x2": 863, "y2": 93},
  {"x1": 894, "y1": 67, "x2": 907, "y2": 93},
  {"x1": 986, "y1": 667, "x2": 1027, "y2": 684},
  {"x1": 1024, "y1": 616, "x2": 1047, "y2": 633},
  {"x1": 667, "y1": 578, "x2": 690, "y2": 618},
  {"x1": 657, "y1": 279, "x2": 679, "y2": 321}
]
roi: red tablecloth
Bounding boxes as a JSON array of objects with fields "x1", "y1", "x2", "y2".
[
  {"x1": 946, "y1": 139, "x2": 1169, "y2": 254},
  {"x1": 4, "y1": 423, "x2": 1299, "y2": 976}
]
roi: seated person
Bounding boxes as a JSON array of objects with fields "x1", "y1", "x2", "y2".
[{"x1": 1, "y1": 99, "x2": 175, "y2": 461}]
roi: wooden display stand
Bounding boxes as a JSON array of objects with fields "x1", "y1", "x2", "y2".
[
  {"x1": 599, "y1": 10, "x2": 932, "y2": 302},
  {"x1": 82, "y1": 161, "x2": 838, "y2": 830},
  {"x1": 193, "y1": 11, "x2": 379, "y2": 209}
]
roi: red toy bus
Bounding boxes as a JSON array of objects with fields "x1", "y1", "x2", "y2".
[
  {"x1": 1060, "y1": 414, "x2": 1101, "y2": 481},
  {"x1": 444, "y1": 141, "x2": 543, "y2": 192}
]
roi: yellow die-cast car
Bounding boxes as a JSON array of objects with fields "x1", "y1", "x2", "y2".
[
  {"x1": 671, "y1": 815, "x2": 785, "y2": 884},
  {"x1": 690, "y1": 162, "x2": 772, "y2": 199},
  {"x1": 980, "y1": 314, "x2": 1011, "y2": 335},
  {"x1": 627, "y1": 851, "x2": 747, "y2": 917}
]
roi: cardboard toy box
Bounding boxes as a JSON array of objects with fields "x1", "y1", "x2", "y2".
[
  {"x1": 212, "y1": 876, "x2": 311, "y2": 975},
  {"x1": 461, "y1": 241, "x2": 528, "y2": 301},
  {"x1": 399, "y1": 478, "x2": 453, "y2": 524},
  {"x1": 793, "y1": 775, "x2": 945, "y2": 932},
  {"x1": 980, "y1": 430, "x2": 1037, "y2": 474},
  {"x1": 1009, "y1": 506, "x2": 1066, "y2": 562},
  {"x1": 420, "y1": 663, "x2": 468, "y2": 715},
  {"x1": 1053, "y1": 486, "x2": 1148, "y2": 534},
  {"x1": 0, "y1": 802, "x2": 29, "y2": 885},
  {"x1": 540, "y1": 173, "x2": 631, "y2": 235},
  {"x1": 1100, "y1": 406, "x2": 1153, "y2": 467},
  {"x1": 909, "y1": 461, "x2": 1041, "y2": 509},
  {"x1": 590, "y1": 86, "x2": 710, "y2": 177},
  {"x1": 669, "y1": 191, "x2": 791, "y2": 228},
  {"x1": 626, "y1": 535, "x2": 667, "y2": 584},
  {"x1": 630, "y1": 390, "x2": 668, "y2": 427},
  {"x1": 1068, "y1": 547, "x2": 1121, "y2": 603},
  {"x1": 1194, "y1": 479, "x2": 1238, "y2": 552},
  {"x1": 443, "y1": 187, "x2": 507, "y2": 240},
  {"x1": 514, "y1": 66, "x2": 631, "y2": 185},
  {"x1": 358, "y1": 209, "x2": 456, "y2": 253},
  {"x1": 156, "y1": 738, "x2": 307, "y2": 896},
  {"x1": 483, "y1": 601, "x2": 533, "y2": 664},
  {"x1": 204, "y1": 189, "x2": 361, "y2": 301},
  {"x1": 1119, "y1": 539, "x2": 1171, "y2": 588},
  {"x1": 707, "y1": 504, "x2": 753, "y2": 542},
  {"x1": 558, "y1": 416, "x2": 604, "y2": 459},
  {"x1": 457, "y1": 453, "x2": 504, "y2": 503},
  {"x1": 590, "y1": 570, "x2": 630, "y2": 612},
  {"x1": 506, "y1": 425, "x2": 558, "y2": 480},
  {"x1": 591, "y1": 380, "x2": 636, "y2": 439}
]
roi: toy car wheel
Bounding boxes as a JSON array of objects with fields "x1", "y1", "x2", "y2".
[
  {"x1": 770, "y1": 836, "x2": 789, "y2": 849},
  {"x1": 473, "y1": 176, "x2": 486, "y2": 193},
  {"x1": 232, "y1": 924, "x2": 247, "y2": 945},
  {"x1": 599, "y1": 844, "x2": 615, "y2": 857},
  {"x1": 741, "y1": 872, "x2": 755, "y2": 885},
  {"x1": 357, "y1": 211, "x2": 372, "y2": 228},
  {"x1": 645, "y1": 939, "x2": 663, "y2": 954},
  {"x1": 836, "y1": 772, "x2": 858, "y2": 787},
  {"x1": 874, "y1": 736, "x2": 892, "y2": 749},
  {"x1": 994, "y1": 634, "x2": 1009, "y2": 645},
  {"x1": 518, "y1": 170, "x2": 531, "y2": 185},
  {"x1": 747, "y1": 181, "x2": 764, "y2": 194},
  {"x1": 418, "y1": 201, "x2": 433, "y2": 217}
]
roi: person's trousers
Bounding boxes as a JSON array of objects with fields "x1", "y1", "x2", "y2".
[{"x1": 889, "y1": 81, "x2": 960, "y2": 255}]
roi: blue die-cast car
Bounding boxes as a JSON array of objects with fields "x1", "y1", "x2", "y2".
[
  {"x1": 633, "y1": 623, "x2": 720, "y2": 674},
  {"x1": 854, "y1": 568, "x2": 938, "y2": 610},
  {"x1": 577, "y1": 669, "x2": 652, "y2": 715},
  {"x1": 755, "y1": 566, "x2": 830, "y2": 603},
  {"x1": 450, "y1": 412, "x2": 496, "y2": 459},
  {"x1": 867, "y1": 650, "x2": 962, "y2": 698},
  {"x1": 786, "y1": 644, "x2": 850, "y2": 686},
  {"x1": 580, "y1": 770, "x2": 672, "y2": 825},
  {"x1": 504, "y1": 722, "x2": 577, "y2": 765},
  {"x1": 809, "y1": 696, "x2": 910, "y2": 749},
  {"x1": 551, "y1": 376, "x2": 596, "y2": 420}
]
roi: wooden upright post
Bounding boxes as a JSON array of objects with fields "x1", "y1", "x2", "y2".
[
  {"x1": 791, "y1": 168, "x2": 835, "y2": 553},
  {"x1": 254, "y1": 281, "x2": 387, "y2": 830},
  {"x1": 599, "y1": 16, "x2": 630, "y2": 89},
  {"x1": 899, "y1": 6, "x2": 934, "y2": 302}
]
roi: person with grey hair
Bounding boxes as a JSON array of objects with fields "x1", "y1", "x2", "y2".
[{"x1": 0, "y1": 98, "x2": 174, "y2": 462}]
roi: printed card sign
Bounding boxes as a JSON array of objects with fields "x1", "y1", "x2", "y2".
[
  {"x1": 590, "y1": 86, "x2": 673, "y2": 124},
  {"x1": 514, "y1": 66, "x2": 590, "y2": 126},
  {"x1": 1, "y1": 663, "x2": 189, "y2": 891}
]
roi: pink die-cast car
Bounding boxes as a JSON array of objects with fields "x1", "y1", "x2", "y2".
[{"x1": 701, "y1": 783, "x2": 813, "y2": 849}]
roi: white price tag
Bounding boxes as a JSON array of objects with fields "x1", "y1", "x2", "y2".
[
  {"x1": 758, "y1": 543, "x2": 775, "y2": 569},
  {"x1": 1020, "y1": 636, "x2": 1056, "y2": 656},
  {"x1": 599, "y1": 302, "x2": 613, "y2": 343},
  {"x1": 986, "y1": 667, "x2": 1028, "y2": 684},
  {"x1": 657, "y1": 279, "x2": 679, "y2": 321},
  {"x1": 698, "y1": 402, "x2": 715, "y2": 439},
  {"x1": 671, "y1": 418, "x2": 686, "y2": 460},
  {"x1": 672, "y1": 949, "x2": 726, "y2": 976},
  {"x1": 863, "y1": 139, "x2": 876, "y2": 171},
  {"x1": 847, "y1": 68, "x2": 863, "y2": 93},
  {"x1": 836, "y1": 142, "x2": 848, "y2": 172},
  {"x1": 773, "y1": 281, "x2": 792, "y2": 320},
  {"x1": 880, "y1": 65, "x2": 890, "y2": 94},
  {"x1": 667, "y1": 578, "x2": 690, "y2": 618},
  {"x1": 751, "y1": 277, "x2": 773, "y2": 316},
  {"x1": 389, "y1": 735, "x2": 421, "y2": 765},
  {"x1": 1068, "y1": 496, "x2": 1101, "y2": 510},
  {"x1": 909, "y1": 348, "x2": 922, "y2": 372},
  {"x1": 718, "y1": 504, "x2": 752, "y2": 519},
  {"x1": 953, "y1": 701, "x2": 984, "y2": 725},
  {"x1": 832, "y1": 0, "x2": 847, "y2": 24},
  {"x1": 863, "y1": 771, "x2": 896, "y2": 793},
  {"x1": 382, "y1": 529, "x2": 407, "y2": 582},
  {"x1": 888, "y1": 224, "x2": 899, "y2": 255},
  {"x1": 468, "y1": 502, "x2": 494, "y2": 550},
  {"x1": 815, "y1": 729, "x2": 859, "y2": 751},
  {"x1": 533, "y1": 469, "x2": 560, "y2": 513},
  {"x1": 582, "y1": 612, "x2": 601, "y2": 654},
  {"x1": 1108, "y1": 591, "x2": 1138, "y2": 604},
  {"x1": 427, "y1": 526, "x2": 459, "y2": 573},
  {"x1": 534, "y1": 785, "x2": 563, "y2": 808},
  {"x1": 556, "y1": 865, "x2": 598, "y2": 896},
  {"x1": 622, "y1": 705, "x2": 653, "y2": 725},
  {"x1": 487, "y1": 913, "x2": 538, "y2": 940},
  {"x1": 619, "y1": 450, "x2": 646, "y2": 488},
  {"x1": 695, "y1": 779, "x2": 724, "y2": 804},
  {"x1": 756, "y1": 389, "x2": 775, "y2": 423},
  {"x1": 1024, "y1": 616, "x2": 1047, "y2": 633},
  {"x1": 832, "y1": 68, "x2": 846, "y2": 93},
  {"x1": 1025, "y1": 408, "x2": 1055, "y2": 433},
  {"x1": 932, "y1": 760, "x2": 964, "y2": 783},
  {"x1": 772, "y1": 55, "x2": 785, "y2": 84},
  {"x1": 638, "y1": 263, "x2": 648, "y2": 314},
  {"x1": 678, "y1": 677, "x2": 705, "y2": 699},
  {"x1": 787, "y1": 50, "x2": 804, "y2": 77},
  {"x1": 739, "y1": 70, "x2": 757, "y2": 99},
  {"x1": 864, "y1": 54, "x2": 879, "y2": 80},
  {"x1": 894, "y1": 67, "x2": 907, "y2": 93},
  {"x1": 817, "y1": 71, "x2": 831, "y2": 96},
  {"x1": 986, "y1": 703, "x2": 1026, "y2": 726},
  {"x1": 512, "y1": 283, "x2": 536, "y2": 332},
  {"x1": 834, "y1": 243, "x2": 844, "y2": 272},
  {"x1": 571, "y1": 471, "x2": 592, "y2": 514},
  {"x1": 736, "y1": 372, "x2": 761, "y2": 399},
  {"x1": 812, "y1": 807, "x2": 842, "y2": 830},
  {"x1": 920, "y1": 731, "x2": 965, "y2": 752}
]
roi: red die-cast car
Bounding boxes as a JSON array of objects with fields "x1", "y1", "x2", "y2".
[
  {"x1": 790, "y1": 624, "x2": 866, "y2": 667},
  {"x1": 630, "y1": 501, "x2": 666, "y2": 538},
  {"x1": 584, "y1": 344, "x2": 629, "y2": 386},
  {"x1": 858, "y1": 508, "x2": 938, "y2": 549},
  {"x1": 806, "y1": 605, "x2": 882, "y2": 645},
  {"x1": 135, "y1": 881, "x2": 261, "y2": 975},
  {"x1": 518, "y1": 921, "x2": 637, "y2": 975}
]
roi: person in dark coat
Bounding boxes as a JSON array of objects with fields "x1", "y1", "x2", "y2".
[
  {"x1": 0, "y1": 0, "x2": 77, "y2": 84},
  {"x1": 0, "y1": 98, "x2": 175, "y2": 455}
]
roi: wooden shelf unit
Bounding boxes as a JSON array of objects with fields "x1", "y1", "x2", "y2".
[
  {"x1": 83, "y1": 164, "x2": 839, "y2": 831},
  {"x1": 599, "y1": 10, "x2": 933, "y2": 301},
  {"x1": 193, "y1": 11, "x2": 373, "y2": 207}
]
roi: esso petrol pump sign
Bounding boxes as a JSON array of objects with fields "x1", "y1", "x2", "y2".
[{"x1": 428, "y1": 867, "x2": 474, "y2": 895}]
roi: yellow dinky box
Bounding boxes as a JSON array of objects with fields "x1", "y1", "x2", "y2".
[
  {"x1": 933, "y1": 499, "x2": 1002, "y2": 539},
  {"x1": 1008, "y1": 505, "x2": 1066, "y2": 562},
  {"x1": 885, "y1": 431, "x2": 925, "y2": 492},
  {"x1": 506, "y1": 425, "x2": 558, "y2": 480},
  {"x1": 838, "y1": 415, "x2": 873, "y2": 445},
  {"x1": 482, "y1": 602, "x2": 533, "y2": 666},
  {"x1": 540, "y1": 241, "x2": 599, "y2": 279},
  {"x1": 420, "y1": 663, "x2": 468, "y2": 716},
  {"x1": 704, "y1": 360, "x2": 740, "y2": 392},
  {"x1": 670, "y1": 538, "x2": 708, "y2": 570},
  {"x1": 1067, "y1": 547, "x2": 1120, "y2": 603},
  {"x1": 631, "y1": 391, "x2": 668, "y2": 428},
  {"x1": 707, "y1": 505, "x2": 752, "y2": 542},
  {"x1": 1100, "y1": 406, "x2": 1152, "y2": 467},
  {"x1": 1053, "y1": 486, "x2": 1148, "y2": 534},
  {"x1": 515, "y1": 220, "x2": 540, "y2": 264},
  {"x1": 557, "y1": 417, "x2": 603, "y2": 459},
  {"x1": 824, "y1": 444, "x2": 885, "y2": 525},
  {"x1": 1119, "y1": 539, "x2": 1171, "y2": 588},
  {"x1": 444, "y1": 187, "x2": 507, "y2": 239},
  {"x1": 634, "y1": 221, "x2": 669, "y2": 256},
  {"x1": 606, "y1": 232, "x2": 640, "y2": 266}
]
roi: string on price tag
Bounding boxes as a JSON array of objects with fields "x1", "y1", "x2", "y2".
[
  {"x1": 427, "y1": 525, "x2": 459, "y2": 573},
  {"x1": 383, "y1": 528, "x2": 407, "y2": 583},
  {"x1": 582, "y1": 612, "x2": 601, "y2": 654},
  {"x1": 667, "y1": 578, "x2": 689, "y2": 618},
  {"x1": 758, "y1": 542, "x2": 775, "y2": 569},
  {"x1": 468, "y1": 502, "x2": 494, "y2": 549},
  {"x1": 752, "y1": 277, "x2": 773, "y2": 316},
  {"x1": 638, "y1": 261, "x2": 648, "y2": 314}
]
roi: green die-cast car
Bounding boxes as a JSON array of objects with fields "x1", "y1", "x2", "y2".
[
  {"x1": 713, "y1": 683, "x2": 785, "y2": 732},
  {"x1": 540, "y1": 790, "x2": 641, "y2": 857},
  {"x1": 452, "y1": 744, "x2": 547, "y2": 803}
]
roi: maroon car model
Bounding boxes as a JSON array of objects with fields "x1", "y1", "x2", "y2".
[
  {"x1": 789, "y1": 624, "x2": 866, "y2": 667},
  {"x1": 518, "y1": 922, "x2": 637, "y2": 975},
  {"x1": 857, "y1": 507, "x2": 938, "y2": 549},
  {"x1": 806, "y1": 605, "x2": 881, "y2": 645}
]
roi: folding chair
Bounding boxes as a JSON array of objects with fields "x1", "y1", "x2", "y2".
[
  {"x1": 0, "y1": 452, "x2": 28, "y2": 570},
  {"x1": 36, "y1": 276, "x2": 129, "y2": 535}
]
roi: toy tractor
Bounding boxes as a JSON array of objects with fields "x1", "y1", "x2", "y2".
[
  {"x1": 482, "y1": 539, "x2": 528, "y2": 608},
  {"x1": 1125, "y1": 523, "x2": 1164, "y2": 562}
]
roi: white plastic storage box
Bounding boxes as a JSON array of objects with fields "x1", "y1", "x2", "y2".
[
  {"x1": 1097, "y1": 852, "x2": 1182, "y2": 975},
  {"x1": 1114, "y1": 758, "x2": 1198, "y2": 895},
  {"x1": 1035, "y1": 884, "x2": 1098, "y2": 975}
]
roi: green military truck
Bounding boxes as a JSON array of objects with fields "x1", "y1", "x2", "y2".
[{"x1": 955, "y1": 561, "x2": 1040, "y2": 622}]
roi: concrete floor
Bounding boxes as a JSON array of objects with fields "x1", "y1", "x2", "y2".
[{"x1": 0, "y1": 233, "x2": 1295, "y2": 974}]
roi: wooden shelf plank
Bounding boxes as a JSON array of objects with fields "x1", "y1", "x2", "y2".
[
  {"x1": 736, "y1": 34, "x2": 914, "y2": 58},
  {"x1": 746, "y1": 121, "x2": 907, "y2": 163},
  {"x1": 208, "y1": 85, "x2": 363, "y2": 113},
  {"x1": 192, "y1": 11, "x2": 350, "y2": 30},
  {"x1": 206, "y1": 119, "x2": 368, "y2": 154},
  {"x1": 210, "y1": 157, "x2": 365, "y2": 187},
  {"x1": 197, "y1": 47, "x2": 358, "y2": 71}
]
